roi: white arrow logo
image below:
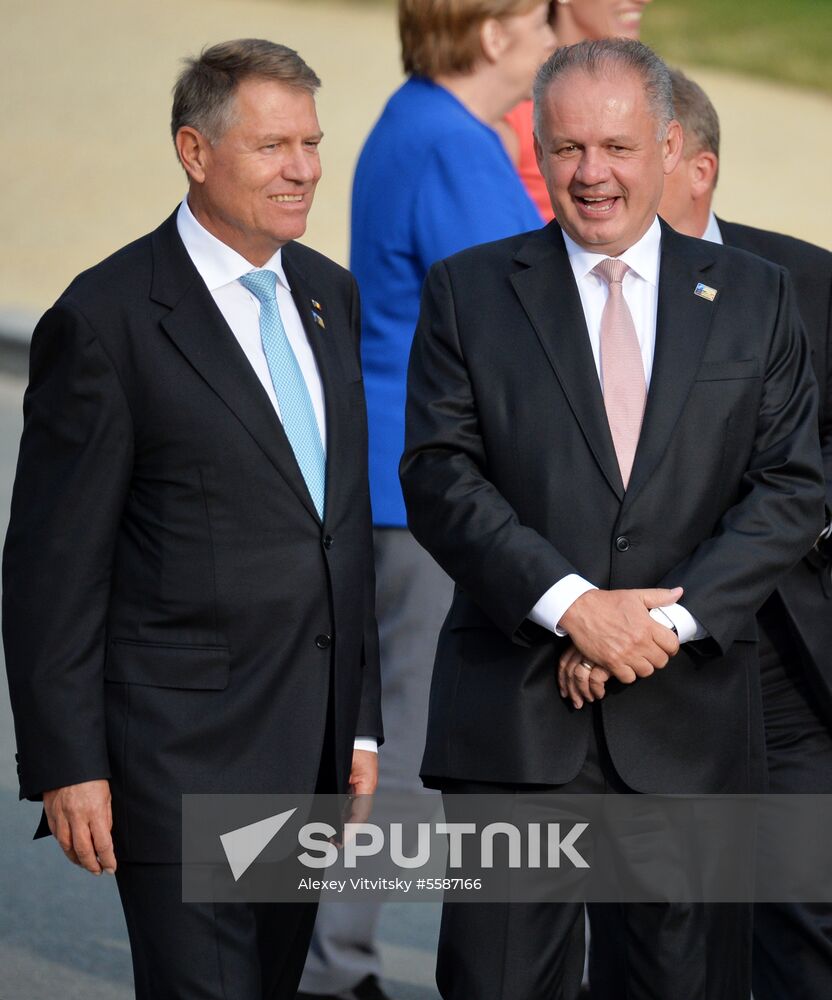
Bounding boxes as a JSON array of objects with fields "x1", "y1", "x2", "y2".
[{"x1": 220, "y1": 808, "x2": 298, "y2": 881}]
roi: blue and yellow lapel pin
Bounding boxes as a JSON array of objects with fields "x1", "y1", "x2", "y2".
[
  {"x1": 311, "y1": 298, "x2": 325, "y2": 329},
  {"x1": 694, "y1": 282, "x2": 717, "y2": 302}
]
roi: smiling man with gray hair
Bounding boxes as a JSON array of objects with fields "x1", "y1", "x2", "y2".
[
  {"x1": 3, "y1": 38, "x2": 381, "y2": 999},
  {"x1": 400, "y1": 39, "x2": 824, "y2": 998}
]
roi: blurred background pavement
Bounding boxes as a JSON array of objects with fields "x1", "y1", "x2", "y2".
[{"x1": 2, "y1": 0, "x2": 831, "y2": 341}]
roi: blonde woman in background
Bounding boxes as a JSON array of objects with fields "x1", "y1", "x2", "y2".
[{"x1": 499, "y1": 0, "x2": 654, "y2": 219}]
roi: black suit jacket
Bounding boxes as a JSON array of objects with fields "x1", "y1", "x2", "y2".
[
  {"x1": 718, "y1": 218, "x2": 832, "y2": 722},
  {"x1": 2, "y1": 210, "x2": 381, "y2": 861},
  {"x1": 401, "y1": 221, "x2": 824, "y2": 795}
]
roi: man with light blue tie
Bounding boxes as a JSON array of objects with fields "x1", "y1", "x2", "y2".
[
  {"x1": 3, "y1": 38, "x2": 381, "y2": 999},
  {"x1": 237, "y1": 267, "x2": 327, "y2": 518}
]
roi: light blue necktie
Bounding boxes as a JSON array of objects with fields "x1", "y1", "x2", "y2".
[{"x1": 240, "y1": 269, "x2": 326, "y2": 519}]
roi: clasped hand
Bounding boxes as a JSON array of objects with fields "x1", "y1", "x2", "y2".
[{"x1": 557, "y1": 587, "x2": 683, "y2": 709}]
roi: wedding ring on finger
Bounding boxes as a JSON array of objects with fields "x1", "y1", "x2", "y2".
[{"x1": 578, "y1": 660, "x2": 593, "y2": 674}]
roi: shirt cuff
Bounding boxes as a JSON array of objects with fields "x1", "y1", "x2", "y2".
[
  {"x1": 353, "y1": 738, "x2": 378, "y2": 754},
  {"x1": 649, "y1": 604, "x2": 707, "y2": 643},
  {"x1": 528, "y1": 575, "x2": 598, "y2": 636}
]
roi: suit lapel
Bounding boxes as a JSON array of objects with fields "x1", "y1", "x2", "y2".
[
  {"x1": 624, "y1": 223, "x2": 720, "y2": 503},
  {"x1": 511, "y1": 224, "x2": 625, "y2": 499},
  {"x1": 150, "y1": 214, "x2": 321, "y2": 522}
]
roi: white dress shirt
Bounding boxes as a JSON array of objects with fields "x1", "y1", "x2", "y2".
[
  {"x1": 176, "y1": 198, "x2": 377, "y2": 754},
  {"x1": 528, "y1": 218, "x2": 705, "y2": 643},
  {"x1": 701, "y1": 211, "x2": 724, "y2": 246},
  {"x1": 176, "y1": 198, "x2": 327, "y2": 448}
]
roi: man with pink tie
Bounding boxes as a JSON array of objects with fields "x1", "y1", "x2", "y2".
[{"x1": 400, "y1": 39, "x2": 825, "y2": 999}]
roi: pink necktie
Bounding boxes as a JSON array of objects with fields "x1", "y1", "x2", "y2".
[{"x1": 593, "y1": 258, "x2": 646, "y2": 489}]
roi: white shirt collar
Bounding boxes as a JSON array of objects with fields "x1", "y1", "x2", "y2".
[
  {"x1": 701, "y1": 211, "x2": 724, "y2": 246},
  {"x1": 176, "y1": 197, "x2": 291, "y2": 292},
  {"x1": 561, "y1": 215, "x2": 662, "y2": 287}
]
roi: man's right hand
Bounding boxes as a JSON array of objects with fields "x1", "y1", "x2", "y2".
[
  {"x1": 559, "y1": 587, "x2": 683, "y2": 683},
  {"x1": 43, "y1": 779, "x2": 116, "y2": 875}
]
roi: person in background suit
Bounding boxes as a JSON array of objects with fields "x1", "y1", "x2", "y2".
[
  {"x1": 588, "y1": 67, "x2": 832, "y2": 1000},
  {"x1": 400, "y1": 39, "x2": 825, "y2": 1000},
  {"x1": 2, "y1": 38, "x2": 381, "y2": 1000}
]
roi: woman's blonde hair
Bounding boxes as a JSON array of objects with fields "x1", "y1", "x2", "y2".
[{"x1": 399, "y1": 0, "x2": 547, "y2": 79}]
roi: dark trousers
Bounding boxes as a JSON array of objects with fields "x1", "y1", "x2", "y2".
[
  {"x1": 116, "y1": 678, "x2": 338, "y2": 999},
  {"x1": 751, "y1": 597, "x2": 832, "y2": 1000},
  {"x1": 590, "y1": 596, "x2": 832, "y2": 1000},
  {"x1": 116, "y1": 863, "x2": 318, "y2": 999},
  {"x1": 587, "y1": 900, "x2": 750, "y2": 1000},
  {"x1": 437, "y1": 712, "x2": 752, "y2": 1000}
]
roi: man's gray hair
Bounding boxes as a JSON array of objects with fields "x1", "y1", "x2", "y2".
[
  {"x1": 171, "y1": 38, "x2": 321, "y2": 147},
  {"x1": 668, "y1": 67, "x2": 720, "y2": 162},
  {"x1": 533, "y1": 39, "x2": 674, "y2": 142}
]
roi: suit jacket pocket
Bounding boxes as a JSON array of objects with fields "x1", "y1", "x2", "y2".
[
  {"x1": 695, "y1": 359, "x2": 760, "y2": 381},
  {"x1": 104, "y1": 639, "x2": 230, "y2": 690}
]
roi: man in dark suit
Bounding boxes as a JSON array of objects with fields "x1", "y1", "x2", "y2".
[
  {"x1": 2, "y1": 38, "x2": 381, "y2": 1000},
  {"x1": 651, "y1": 67, "x2": 832, "y2": 1000},
  {"x1": 400, "y1": 39, "x2": 825, "y2": 999}
]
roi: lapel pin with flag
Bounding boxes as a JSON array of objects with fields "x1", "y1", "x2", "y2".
[
  {"x1": 694, "y1": 282, "x2": 718, "y2": 302},
  {"x1": 310, "y1": 298, "x2": 325, "y2": 329}
]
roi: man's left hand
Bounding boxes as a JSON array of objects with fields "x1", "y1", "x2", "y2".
[{"x1": 558, "y1": 643, "x2": 612, "y2": 710}]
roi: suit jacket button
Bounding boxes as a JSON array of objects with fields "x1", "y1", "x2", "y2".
[
  {"x1": 615, "y1": 536, "x2": 631, "y2": 552},
  {"x1": 315, "y1": 634, "x2": 332, "y2": 649},
  {"x1": 323, "y1": 535, "x2": 334, "y2": 549}
]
